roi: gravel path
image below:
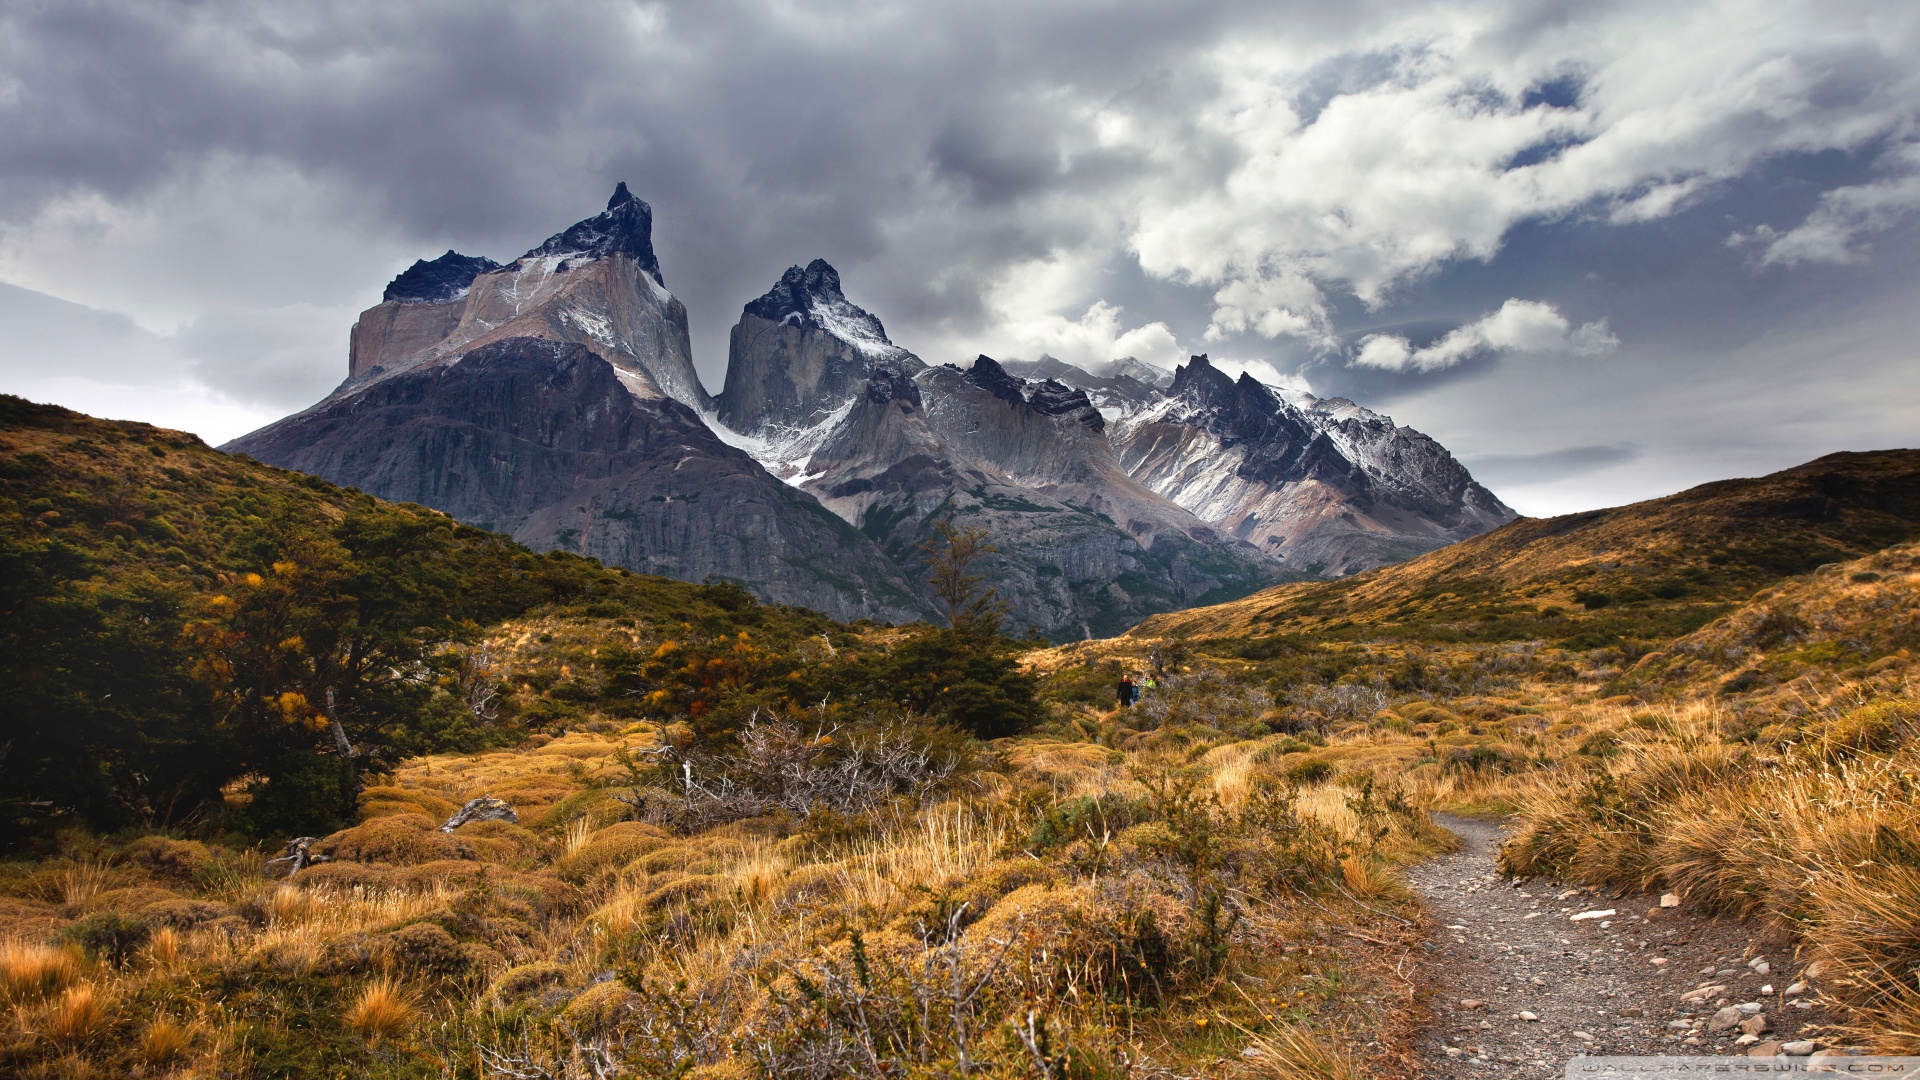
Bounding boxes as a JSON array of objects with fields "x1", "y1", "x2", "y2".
[{"x1": 1405, "y1": 814, "x2": 1835, "y2": 1076}]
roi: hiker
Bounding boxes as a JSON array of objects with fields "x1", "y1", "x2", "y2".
[
  {"x1": 1143, "y1": 672, "x2": 1159, "y2": 694},
  {"x1": 1117, "y1": 674, "x2": 1137, "y2": 708}
]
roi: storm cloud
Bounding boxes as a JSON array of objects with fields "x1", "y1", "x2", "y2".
[{"x1": 0, "y1": 0, "x2": 1916, "y2": 512}]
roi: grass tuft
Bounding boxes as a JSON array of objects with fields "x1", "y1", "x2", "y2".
[{"x1": 346, "y1": 977, "x2": 416, "y2": 1046}]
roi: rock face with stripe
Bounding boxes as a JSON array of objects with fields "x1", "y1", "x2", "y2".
[
  {"x1": 230, "y1": 185, "x2": 1510, "y2": 638},
  {"x1": 227, "y1": 188, "x2": 931, "y2": 624}
]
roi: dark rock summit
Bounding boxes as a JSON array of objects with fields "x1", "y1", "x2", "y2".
[
  {"x1": 383, "y1": 250, "x2": 503, "y2": 304},
  {"x1": 519, "y1": 181, "x2": 664, "y2": 284},
  {"x1": 232, "y1": 190, "x2": 1512, "y2": 636},
  {"x1": 743, "y1": 259, "x2": 889, "y2": 343}
]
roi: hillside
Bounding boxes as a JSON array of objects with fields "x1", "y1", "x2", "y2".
[
  {"x1": 0, "y1": 395, "x2": 870, "y2": 834},
  {"x1": 1131, "y1": 449, "x2": 1920, "y2": 648}
]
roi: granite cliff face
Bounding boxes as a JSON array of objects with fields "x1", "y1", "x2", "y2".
[
  {"x1": 228, "y1": 188, "x2": 1509, "y2": 635},
  {"x1": 228, "y1": 191, "x2": 931, "y2": 623},
  {"x1": 344, "y1": 183, "x2": 709, "y2": 411},
  {"x1": 713, "y1": 266, "x2": 1287, "y2": 639}
]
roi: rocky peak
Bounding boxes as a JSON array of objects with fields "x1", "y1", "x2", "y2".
[
  {"x1": 1027, "y1": 379, "x2": 1104, "y2": 431},
  {"x1": 963, "y1": 354, "x2": 1026, "y2": 405},
  {"x1": 520, "y1": 182, "x2": 664, "y2": 284},
  {"x1": 743, "y1": 259, "x2": 895, "y2": 347},
  {"x1": 383, "y1": 250, "x2": 502, "y2": 304},
  {"x1": 1169, "y1": 354, "x2": 1235, "y2": 403}
]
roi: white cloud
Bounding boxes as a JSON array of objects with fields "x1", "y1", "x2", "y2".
[
  {"x1": 1742, "y1": 146, "x2": 1920, "y2": 265},
  {"x1": 1351, "y1": 299, "x2": 1618, "y2": 372},
  {"x1": 985, "y1": 299, "x2": 1185, "y2": 370},
  {"x1": 1204, "y1": 357, "x2": 1314, "y2": 396},
  {"x1": 1117, "y1": 2, "x2": 1920, "y2": 341}
]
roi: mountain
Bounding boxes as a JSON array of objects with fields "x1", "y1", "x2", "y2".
[
  {"x1": 1130, "y1": 448, "x2": 1920, "y2": 644},
  {"x1": 228, "y1": 186, "x2": 1511, "y2": 639},
  {"x1": 228, "y1": 190, "x2": 932, "y2": 624},
  {"x1": 344, "y1": 182, "x2": 709, "y2": 411},
  {"x1": 713, "y1": 260, "x2": 1285, "y2": 639},
  {"x1": 1019, "y1": 354, "x2": 1515, "y2": 576}
]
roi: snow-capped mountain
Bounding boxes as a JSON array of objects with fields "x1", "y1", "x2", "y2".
[
  {"x1": 226, "y1": 186, "x2": 1509, "y2": 636},
  {"x1": 713, "y1": 263, "x2": 1283, "y2": 638},
  {"x1": 1094, "y1": 356, "x2": 1514, "y2": 575},
  {"x1": 345, "y1": 183, "x2": 710, "y2": 412},
  {"x1": 227, "y1": 188, "x2": 931, "y2": 624}
]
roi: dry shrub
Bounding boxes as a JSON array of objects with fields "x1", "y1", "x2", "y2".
[
  {"x1": 346, "y1": 977, "x2": 415, "y2": 1046},
  {"x1": 492, "y1": 961, "x2": 569, "y2": 1004},
  {"x1": 560, "y1": 979, "x2": 638, "y2": 1036},
  {"x1": 139, "y1": 1017, "x2": 191, "y2": 1065},
  {"x1": 554, "y1": 822, "x2": 673, "y2": 883},
  {"x1": 29, "y1": 858, "x2": 118, "y2": 906},
  {"x1": 119, "y1": 837, "x2": 215, "y2": 884},
  {"x1": 322, "y1": 814, "x2": 477, "y2": 865},
  {"x1": 293, "y1": 860, "x2": 398, "y2": 891},
  {"x1": 43, "y1": 983, "x2": 109, "y2": 1044},
  {"x1": 375, "y1": 922, "x2": 477, "y2": 980},
  {"x1": 767, "y1": 862, "x2": 843, "y2": 911},
  {"x1": 1, "y1": 941, "x2": 82, "y2": 1005},
  {"x1": 1823, "y1": 700, "x2": 1920, "y2": 757},
  {"x1": 138, "y1": 896, "x2": 231, "y2": 929}
]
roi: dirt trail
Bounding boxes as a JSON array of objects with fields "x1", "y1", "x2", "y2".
[{"x1": 1404, "y1": 815, "x2": 1835, "y2": 1075}]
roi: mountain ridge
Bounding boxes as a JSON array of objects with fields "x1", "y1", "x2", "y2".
[
  {"x1": 231, "y1": 186, "x2": 1515, "y2": 638},
  {"x1": 1130, "y1": 447, "x2": 1920, "y2": 642}
]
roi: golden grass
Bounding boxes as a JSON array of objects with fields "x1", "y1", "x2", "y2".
[
  {"x1": 146, "y1": 926, "x2": 183, "y2": 969},
  {"x1": 1240, "y1": 1023, "x2": 1364, "y2": 1079},
  {"x1": 563, "y1": 815, "x2": 594, "y2": 858},
  {"x1": 137, "y1": 1017, "x2": 190, "y2": 1065},
  {"x1": 42, "y1": 983, "x2": 109, "y2": 1044},
  {"x1": 2, "y1": 940, "x2": 83, "y2": 1005},
  {"x1": 345, "y1": 977, "x2": 416, "y2": 1046}
]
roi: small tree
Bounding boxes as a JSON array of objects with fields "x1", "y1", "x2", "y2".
[{"x1": 919, "y1": 517, "x2": 1007, "y2": 639}]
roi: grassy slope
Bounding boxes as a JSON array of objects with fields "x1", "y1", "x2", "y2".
[
  {"x1": 12, "y1": 404, "x2": 1920, "y2": 1075},
  {"x1": 1, "y1": 400, "x2": 1444, "y2": 1079},
  {"x1": 1133, "y1": 449, "x2": 1920, "y2": 648},
  {"x1": 0, "y1": 395, "x2": 810, "y2": 631}
]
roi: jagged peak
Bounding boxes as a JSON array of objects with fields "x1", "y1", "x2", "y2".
[
  {"x1": 1170, "y1": 354, "x2": 1234, "y2": 400},
  {"x1": 963, "y1": 354, "x2": 1026, "y2": 404},
  {"x1": 742, "y1": 259, "x2": 897, "y2": 354},
  {"x1": 519, "y1": 183, "x2": 663, "y2": 285},
  {"x1": 383, "y1": 250, "x2": 502, "y2": 304}
]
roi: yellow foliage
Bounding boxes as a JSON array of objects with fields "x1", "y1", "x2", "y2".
[{"x1": 345, "y1": 977, "x2": 415, "y2": 1046}]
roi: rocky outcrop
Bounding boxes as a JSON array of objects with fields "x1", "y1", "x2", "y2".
[
  {"x1": 713, "y1": 265, "x2": 1286, "y2": 639},
  {"x1": 1110, "y1": 355, "x2": 1515, "y2": 576},
  {"x1": 228, "y1": 338, "x2": 931, "y2": 622},
  {"x1": 341, "y1": 184, "x2": 708, "y2": 411},
  {"x1": 231, "y1": 189, "x2": 1509, "y2": 635},
  {"x1": 229, "y1": 188, "x2": 932, "y2": 623}
]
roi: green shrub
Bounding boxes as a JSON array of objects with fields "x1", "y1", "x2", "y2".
[{"x1": 61, "y1": 911, "x2": 150, "y2": 965}]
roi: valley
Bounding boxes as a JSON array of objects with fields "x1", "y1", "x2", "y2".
[{"x1": 6, "y1": 391, "x2": 1919, "y2": 1078}]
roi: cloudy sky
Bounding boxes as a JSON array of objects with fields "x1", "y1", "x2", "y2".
[{"x1": 1, "y1": 0, "x2": 1916, "y2": 515}]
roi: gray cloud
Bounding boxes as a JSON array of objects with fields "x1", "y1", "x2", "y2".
[
  {"x1": 0, "y1": 0, "x2": 1917, "y2": 514},
  {"x1": 1465, "y1": 443, "x2": 1644, "y2": 489}
]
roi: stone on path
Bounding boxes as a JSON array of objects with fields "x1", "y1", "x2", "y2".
[{"x1": 1708, "y1": 1006, "x2": 1744, "y2": 1032}]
